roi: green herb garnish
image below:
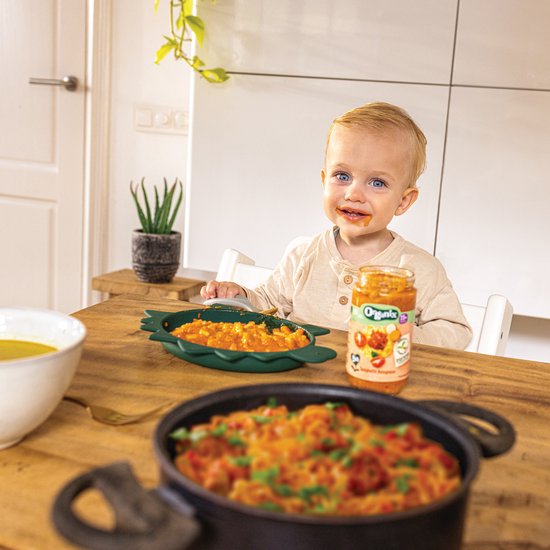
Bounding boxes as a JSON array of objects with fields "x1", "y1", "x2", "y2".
[
  {"x1": 341, "y1": 455, "x2": 353, "y2": 468},
  {"x1": 273, "y1": 484, "x2": 295, "y2": 497},
  {"x1": 395, "y1": 457, "x2": 419, "y2": 468},
  {"x1": 258, "y1": 501, "x2": 284, "y2": 513},
  {"x1": 169, "y1": 427, "x2": 210, "y2": 443},
  {"x1": 227, "y1": 434, "x2": 245, "y2": 447},
  {"x1": 338, "y1": 425, "x2": 355, "y2": 433},
  {"x1": 380, "y1": 423, "x2": 410, "y2": 436},
  {"x1": 229, "y1": 455, "x2": 252, "y2": 467},
  {"x1": 251, "y1": 415, "x2": 273, "y2": 424},
  {"x1": 169, "y1": 427, "x2": 190, "y2": 440},
  {"x1": 298, "y1": 485, "x2": 329, "y2": 503},
  {"x1": 328, "y1": 448, "x2": 348, "y2": 461},
  {"x1": 251, "y1": 466, "x2": 279, "y2": 485},
  {"x1": 266, "y1": 397, "x2": 278, "y2": 408},
  {"x1": 211, "y1": 423, "x2": 228, "y2": 436},
  {"x1": 395, "y1": 474, "x2": 413, "y2": 494},
  {"x1": 310, "y1": 449, "x2": 325, "y2": 457}
]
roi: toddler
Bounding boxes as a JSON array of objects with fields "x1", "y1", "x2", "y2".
[{"x1": 201, "y1": 102, "x2": 472, "y2": 349}]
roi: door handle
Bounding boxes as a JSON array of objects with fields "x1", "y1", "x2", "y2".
[{"x1": 29, "y1": 75, "x2": 78, "y2": 92}]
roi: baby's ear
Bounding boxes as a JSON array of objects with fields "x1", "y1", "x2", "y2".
[
  {"x1": 320, "y1": 168, "x2": 327, "y2": 187},
  {"x1": 395, "y1": 187, "x2": 419, "y2": 216}
]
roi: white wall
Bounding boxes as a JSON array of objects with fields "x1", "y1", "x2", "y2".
[
  {"x1": 107, "y1": 0, "x2": 191, "y2": 273},
  {"x1": 105, "y1": 0, "x2": 550, "y2": 364},
  {"x1": 507, "y1": 315, "x2": 550, "y2": 363}
]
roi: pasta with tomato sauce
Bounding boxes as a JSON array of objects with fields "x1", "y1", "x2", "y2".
[
  {"x1": 170, "y1": 400, "x2": 461, "y2": 516},
  {"x1": 170, "y1": 319, "x2": 310, "y2": 352}
]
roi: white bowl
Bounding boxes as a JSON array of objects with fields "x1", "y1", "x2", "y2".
[{"x1": 0, "y1": 307, "x2": 86, "y2": 450}]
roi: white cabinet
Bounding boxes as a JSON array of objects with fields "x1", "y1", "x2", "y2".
[
  {"x1": 199, "y1": 0, "x2": 457, "y2": 82},
  {"x1": 185, "y1": 0, "x2": 550, "y2": 319},
  {"x1": 453, "y1": 0, "x2": 550, "y2": 89},
  {"x1": 437, "y1": 87, "x2": 550, "y2": 318},
  {"x1": 436, "y1": 0, "x2": 550, "y2": 318}
]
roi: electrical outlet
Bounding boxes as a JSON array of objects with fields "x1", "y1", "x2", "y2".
[{"x1": 134, "y1": 105, "x2": 188, "y2": 135}]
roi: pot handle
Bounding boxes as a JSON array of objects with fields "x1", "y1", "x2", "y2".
[
  {"x1": 417, "y1": 400, "x2": 516, "y2": 458},
  {"x1": 51, "y1": 461, "x2": 201, "y2": 550}
]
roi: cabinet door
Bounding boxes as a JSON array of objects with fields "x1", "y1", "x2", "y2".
[
  {"x1": 436, "y1": 87, "x2": 550, "y2": 318},
  {"x1": 198, "y1": 0, "x2": 457, "y2": 83},
  {"x1": 453, "y1": 0, "x2": 550, "y2": 89}
]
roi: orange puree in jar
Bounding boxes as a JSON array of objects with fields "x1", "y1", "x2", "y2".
[{"x1": 346, "y1": 266, "x2": 416, "y2": 395}]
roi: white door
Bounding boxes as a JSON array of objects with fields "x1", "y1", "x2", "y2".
[{"x1": 0, "y1": 0, "x2": 87, "y2": 313}]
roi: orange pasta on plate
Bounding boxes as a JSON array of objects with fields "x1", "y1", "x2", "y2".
[
  {"x1": 170, "y1": 319, "x2": 310, "y2": 352},
  {"x1": 170, "y1": 400, "x2": 460, "y2": 516}
]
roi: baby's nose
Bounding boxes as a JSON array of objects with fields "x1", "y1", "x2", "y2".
[{"x1": 344, "y1": 181, "x2": 364, "y2": 201}]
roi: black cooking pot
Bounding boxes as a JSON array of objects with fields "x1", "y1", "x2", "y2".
[{"x1": 52, "y1": 384, "x2": 515, "y2": 550}]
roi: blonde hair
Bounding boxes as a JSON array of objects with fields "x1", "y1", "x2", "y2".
[{"x1": 326, "y1": 102, "x2": 427, "y2": 187}]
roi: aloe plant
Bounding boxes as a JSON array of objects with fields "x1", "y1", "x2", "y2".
[{"x1": 130, "y1": 178, "x2": 184, "y2": 234}]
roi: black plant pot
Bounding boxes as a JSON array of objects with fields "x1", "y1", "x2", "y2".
[{"x1": 132, "y1": 230, "x2": 181, "y2": 283}]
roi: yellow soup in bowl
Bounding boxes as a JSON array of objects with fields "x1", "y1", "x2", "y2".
[{"x1": 0, "y1": 340, "x2": 57, "y2": 361}]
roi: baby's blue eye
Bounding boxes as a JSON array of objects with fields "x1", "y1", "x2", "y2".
[
  {"x1": 369, "y1": 179, "x2": 386, "y2": 188},
  {"x1": 335, "y1": 172, "x2": 350, "y2": 182}
]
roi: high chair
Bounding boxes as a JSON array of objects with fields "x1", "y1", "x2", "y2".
[
  {"x1": 215, "y1": 237, "x2": 310, "y2": 288},
  {"x1": 461, "y1": 294, "x2": 513, "y2": 356}
]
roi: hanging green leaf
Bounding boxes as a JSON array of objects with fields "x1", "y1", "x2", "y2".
[
  {"x1": 182, "y1": 0, "x2": 193, "y2": 17},
  {"x1": 191, "y1": 55, "x2": 205, "y2": 68},
  {"x1": 201, "y1": 67, "x2": 229, "y2": 83},
  {"x1": 155, "y1": 40, "x2": 176, "y2": 64},
  {"x1": 185, "y1": 15, "x2": 205, "y2": 47},
  {"x1": 154, "y1": 0, "x2": 228, "y2": 83}
]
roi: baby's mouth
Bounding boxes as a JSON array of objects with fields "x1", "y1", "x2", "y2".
[{"x1": 337, "y1": 207, "x2": 373, "y2": 225}]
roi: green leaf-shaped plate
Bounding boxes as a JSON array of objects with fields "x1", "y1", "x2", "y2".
[{"x1": 140, "y1": 308, "x2": 337, "y2": 373}]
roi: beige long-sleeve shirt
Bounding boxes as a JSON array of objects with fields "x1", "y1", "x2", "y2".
[{"x1": 245, "y1": 229, "x2": 472, "y2": 350}]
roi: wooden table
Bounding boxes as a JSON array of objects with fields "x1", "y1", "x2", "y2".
[
  {"x1": 1, "y1": 295, "x2": 549, "y2": 549},
  {"x1": 92, "y1": 268, "x2": 204, "y2": 300}
]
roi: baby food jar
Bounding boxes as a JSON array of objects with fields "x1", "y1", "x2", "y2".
[{"x1": 346, "y1": 266, "x2": 417, "y2": 395}]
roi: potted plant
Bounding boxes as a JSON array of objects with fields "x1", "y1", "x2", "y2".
[{"x1": 130, "y1": 178, "x2": 184, "y2": 283}]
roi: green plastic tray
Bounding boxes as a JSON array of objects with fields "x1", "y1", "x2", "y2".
[{"x1": 140, "y1": 308, "x2": 337, "y2": 373}]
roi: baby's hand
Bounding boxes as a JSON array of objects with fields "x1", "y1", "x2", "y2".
[{"x1": 200, "y1": 280, "x2": 245, "y2": 300}]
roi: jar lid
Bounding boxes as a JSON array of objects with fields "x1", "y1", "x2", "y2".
[{"x1": 358, "y1": 265, "x2": 415, "y2": 279}]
